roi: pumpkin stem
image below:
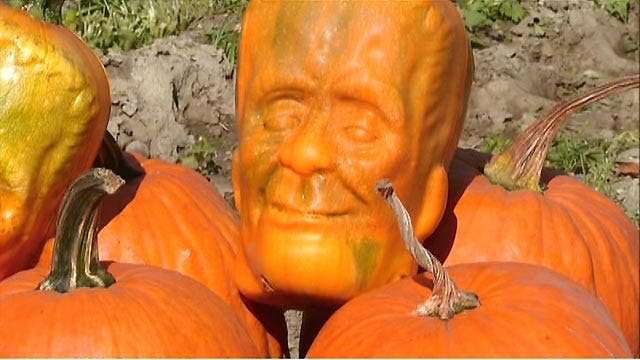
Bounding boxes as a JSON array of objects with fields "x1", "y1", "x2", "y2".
[
  {"x1": 485, "y1": 74, "x2": 640, "y2": 191},
  {"x1": 93, "y1": 132, "x2": 144, "y2": 181},
  {"x1": 38, "y1": 168, "x2": 124, "y2": 293},
  {"x1": 376, "y1": 179, "x2": 479, "y2": 319},
  {"x1": 6, "y1": 0, "x2": 64, "y2": 24}
]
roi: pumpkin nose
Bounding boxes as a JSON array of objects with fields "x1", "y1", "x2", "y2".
[{"x1": 278, "y1": 125, "x2": 334, "y2": 176}]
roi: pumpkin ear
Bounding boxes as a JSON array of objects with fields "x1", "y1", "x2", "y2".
[
  {"x1": 231, "y1": 150, "x2": 242, "y2": 214},
  {"x1": 413, "y1": 165, "x2": 448, "y2": 241}
]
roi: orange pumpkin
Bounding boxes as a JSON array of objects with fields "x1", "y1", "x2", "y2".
[
  {"x1": 232, "y1": 0, "x2": 474, "y2": 309},
  {"x1": 306, "y1": 261, "x2": 633, "y2": 358},
  {"x1": 0, "y1": 0, "x2": 110, "y2": 280},
  {"x1": 1, "y1": 168, "x2": 261, "y2": 358},
  {"x1": 426, "y1": 75, "x2": 640, "y2": 354},
  {"x1": 38, "y1": 148, "x2": 287, "y2": 358}
]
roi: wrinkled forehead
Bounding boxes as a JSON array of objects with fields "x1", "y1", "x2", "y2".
[
  {"x1": 236, "y1": 1, "x2": 447, "y2": 118},
  {"x1": 264, "y1": 2, "x2": 412, "y2": 75}
]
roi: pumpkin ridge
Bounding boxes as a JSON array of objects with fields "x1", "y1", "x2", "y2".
[
  {"x1": 308, "y1": 262, "x2": 632, "y2": 357},
  {"x1": 553, "y1": 192, "x2": 638, "y2": 321}
]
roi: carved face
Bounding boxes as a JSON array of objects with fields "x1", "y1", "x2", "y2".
[{"x1": 233, "y1": 1, "x2": 473, "y2": 308}]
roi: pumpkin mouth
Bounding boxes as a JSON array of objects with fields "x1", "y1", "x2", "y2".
[{"x1": 267, "y1": 201, "x2": 351, "y2": 218}]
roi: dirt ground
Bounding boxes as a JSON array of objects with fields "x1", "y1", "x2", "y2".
[{"x1": 100, "y1": 1, "x2": 639, "y2": 357}]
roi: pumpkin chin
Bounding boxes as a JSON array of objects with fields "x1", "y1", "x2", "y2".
[{"x1": 235, "y1": 213, "x2": 415, "y2": 309}]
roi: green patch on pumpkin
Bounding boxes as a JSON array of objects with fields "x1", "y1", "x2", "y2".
[{"x1": 350, "y1": 238, "x2": 381, "y2": 290}]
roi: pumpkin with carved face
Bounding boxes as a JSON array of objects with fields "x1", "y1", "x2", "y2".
[{"x1": 232, "y1": 0, "x2": 473, "y2": 308}]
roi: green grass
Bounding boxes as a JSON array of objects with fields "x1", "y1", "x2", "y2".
[
  {"x1": 205, "y1": 0, "x2": 247, "y2": 70},
  {"x1": 594, "y1": 0, "x2": 630, "y2": 22},
  {"x1": 455, "y1": 0, "x2": 630, "y2": 45},
  {"x1": 454, "y1": 0, "x2": 526, "y2": 47},
  {"x1": 180, "y1": 136, "x2": 222, "y2": 178},
  {"x1": 455, "y1": 0, "x2": 527, "y2": 32},
  {"x1": 482, "y1": 130, "x2": 640, "y2": 225},
  {"x1": 61, "y1": 0, "x2": 247, "y2": 56},
  {"x1": 206, "y1": 24, "x2": 241, "y2": 71},
  {"x1": 61, "y1": 0, "x2": 629, "y2": 64}
]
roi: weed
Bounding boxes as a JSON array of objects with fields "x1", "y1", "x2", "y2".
[
  {"x1": 455, "y1": 0, "x2": 527, "y2": 32},
  {"x1": 547, "y1": 130, "x2": 638, "y2": 196},
  {"x1": 481, "y1": 133, "x2": 513, "y2": 154},
  {"x1": 206, "y1": 0, "x2": 247, "y2": 70},
  {"x1": 180, "y1": 136, "x2": 222, "y2": 178},
  {"x1": 207, "y1": 26, "x2": 241, "y2": 71},
  {"x1": 593, "y1": 0, "x2": 630, "y2": 22}
]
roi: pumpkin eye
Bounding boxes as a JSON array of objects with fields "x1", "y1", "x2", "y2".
[
  {"x1": 264, "y1": 113, "x2": 300, "y2": 132},
  {"x1": 336, "y1": 103, "x2": 383, "y2": 144},
  {"x1": 344, "y1": 125, "x2": 376, "y2": 143},
  {"x1": 262, "y1": 98, "x2": 305, "y2": 132},
  {"x1": 332, "y1": 95, "x2": 387, "y2": 145}
]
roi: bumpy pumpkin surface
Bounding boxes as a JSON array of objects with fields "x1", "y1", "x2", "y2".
[
  {"x1": 0, "y1": 262, "x2": 262, "y2": 358},
  {"x1": 427, "y1": 148, "x2": 640, "y2": 355},
  {"x1": 425, "y1": 75, "x2": 640, "y2": 354},
  {"x1": 0, "y1": 2, "x2": 110, "y2": 280},
  {"x1": 233, "y1": 0, "x2": 473, "y2": 309},
  {"x1": 38, "y1": 152, "x2": 287, "y2": 358},
  {"x1": 306, "y1": 262, "x2": 632, "y2": 358},
  {"x1": 1, "y1": 168, "x2": 261, "y2": 358}
]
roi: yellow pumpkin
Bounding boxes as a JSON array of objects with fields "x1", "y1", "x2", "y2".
[{"x1": 0, "y1": 1, "x2": 110, "y2": 280}]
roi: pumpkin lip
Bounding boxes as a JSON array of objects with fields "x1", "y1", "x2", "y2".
[{"x1": 264, "y1": 202, "x2": 352, "y2": 221}]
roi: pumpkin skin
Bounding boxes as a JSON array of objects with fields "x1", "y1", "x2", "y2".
[
  {"x1": 306, "y1": 262, "x2": 633, "y2": 358},
  {"x1": 233, "y1": 0, "x2": 473, "y2": 309},
  {"x1": 426, "y1": 148, "x2": 640, "y2": 354},
  {"x1": 3, "y1": 167, "x2": 260, "y2": 358},
  {"x1": 0, "y1": 262, "x2": 262, "y2": 358},
  {"x1": 0, "y1": 2, "x2": 110, "y2": 280},
  {"x1": 38, "y1": 152, "x2": 287, "y2": 358}
]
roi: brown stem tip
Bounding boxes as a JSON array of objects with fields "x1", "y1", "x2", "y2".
[{"x1": 376, "y1": 179, "x2": 479, "y2": 319}]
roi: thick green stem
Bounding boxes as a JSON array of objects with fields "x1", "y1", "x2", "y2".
[
  {"x1": 93, "y1": 132, "x2": 144, "y2": 181},
  {"x1": 376, "y1": 179, "x2": 479, "y2": 319},
  {"x1": 38, "y1": 168, "x2": 124, "y2": 292},
  {"x1": 485, "y1": 74, "x2": 640, "y2": 192}
]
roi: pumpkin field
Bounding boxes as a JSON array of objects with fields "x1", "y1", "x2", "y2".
[
  {"x1": 92, "y1": 2, "x2": 640, "y2": 354},
  {"x1": 1, "y1": 0, "x2": 638, "y2": 357}
]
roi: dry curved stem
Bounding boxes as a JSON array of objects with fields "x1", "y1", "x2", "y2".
[
  {"x1": 485, "y1": 74, "x2": 640, "y2": 191},
  {"x1": 376, "y1": 179, "x2": 479, "y2": 320},
  {"x1": 38, "y1": 168, "x2": 124, "y2": 292}
]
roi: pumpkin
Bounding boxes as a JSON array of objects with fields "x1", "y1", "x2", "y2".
[
  {"x1": 232, "y1": 0, "x2": 474, "y2": 309},
  {"x1": 307, "y1": 182, "x2": 632, "y2": 358},
  {"x1": 38, "y1": 139, "x2": 287, "y2": 358},
  {"x1": 426, "y1": 74, "x2": 640, "y2": 354},
  {"x1": 0, "y1": 0, "x2": 110, "y2": 280},
  {"x1": 306, "y1": 261, "x2": 633, "y2": 358},
  {"x1": 0, "y1": 168, "x2": 261, "y2": 358}
]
